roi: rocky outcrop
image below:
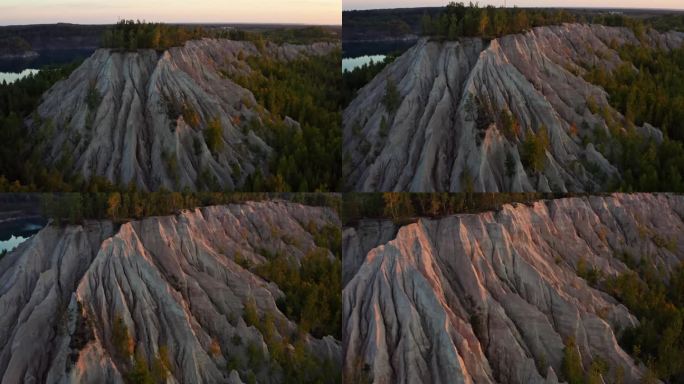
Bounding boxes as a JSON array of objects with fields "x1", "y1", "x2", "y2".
[
  {"x1": 31, "y1": 39, "x2": 337, "y2": 191},
  {"x1": 343, "y1": 24, "x2": 684, "y2": 192},
  {"x1": 0, "y1": 200, "x2": 341, "y2": 383},
  {"x1": 343, "y1": 193, "x2": 684, "y2": 383}
]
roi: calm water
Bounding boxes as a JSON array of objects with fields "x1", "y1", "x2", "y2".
[
  {"x1": 342, "y1": 39, "x2": 416, "y2": 73},
  {"x1": 0, "y1": 47, "x2": 94, "y2": 85},
  {"x1": 0, "y1": 48, "x2": 94, "y2": 73},
  {"x1": 0, "y1": 234, "x2": 30, "y2": 253},
  {"x1": 0, "y1": 68, "x2": 40, "y2": 84},
  {"x1": 343, "y1": 54, "x2": 386, "y2": 73},
  {"x1": 0, "y1": 219, "x2": 45, "y2": 254},
  {"x1": 343, "y1": 39, "x2": 416, "y2": 58}
]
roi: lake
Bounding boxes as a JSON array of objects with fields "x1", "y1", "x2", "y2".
[
  {"x1": 342, "y1": 39, "x2": 416, "y2": 73},
  {"x1": 0, "y1": 68, "x2": 40, "y2": 84},
  {"x1": 343, "y1": 54, "x2": 387, "y2": 72},
  {"x1": 0, "y1": 218, "x2": 46, "y2": 255},
  {"x1": 0, "y1": 47, "x2": 95, "y2": 85},
  {"x1": 0, "y1": 48, "x2": 94, "y2": 72}
]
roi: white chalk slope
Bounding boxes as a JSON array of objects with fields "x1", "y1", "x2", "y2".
[
  {"x1": 344, "y1": 193, "x2": 684, "y2": 383},
  {"x1": 33, "y1": 39, "x2": 337, "y2": 190},
  {"x1": 343, "y1": 24, "x2": 684, "y2": 192},
  {"x1": 0, "y1": 200, "x2": 341, "y2": 384}
]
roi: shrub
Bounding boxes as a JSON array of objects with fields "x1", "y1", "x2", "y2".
[
  {"x1": 499, "y1": 109, "x2": 520, "y2": 139},
  {"x1": 379, "y1": 115, "x2": 390, "y2": 138},
  {"x1": 382, "y1": 78, "x2": 401, "y2": 113},
  {"x1": 182, "y1": 103, "x2": 200, "y2": 129},
  {"x1": 520, "y1": 126, "x2": 549, "y2": 173},
  {"x1": 209, "y1": 338, "x2": 221, "y2": 357},
  {"x1": 112, "y1": 315, "x2": 133, "y2": 359},
  {"x1": 205, "y1": 117, "x2": 223, "y2": 154},
  {"x1": 86, "y1": 84, "x2": 102, "y2": 111},
  {"x1": 561, "y1": 336, "x2": 583, "y2": 384},
  {"x1": 243, "y1": 298, "x2": 259, "y2": 327}
]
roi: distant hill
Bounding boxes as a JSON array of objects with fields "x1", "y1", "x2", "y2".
[
  {"x1": 0, "y1": 24, "x2": 105, "y2": 51},
  {"x1": 343, "y1": 7, "x2": 684, "y2": 41}
]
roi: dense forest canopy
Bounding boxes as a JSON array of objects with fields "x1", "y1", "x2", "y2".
[
  {"x1": 581, "y1": 44, "x2": 684, "y2": 192},
  {"x1": 345, "y1": 2, "x2": 679, "y2": 42},
  {"x1": 39, "y1": 191, "x2": 340, "y2": 225},
  {"x1": 575, "y1": 250, "x2": 684, "y2": 382},
  {"x1": 419, "y1": 2, "x2": 577, "y2": 39},
  {"x1": 0, "y1": 24, "x2": 105, "y2": 51},
  {"x1": 234, "y1": 49, "x2": 342, "y2": 193},
  {"x1": 101, "y1": 20, "x2": 339, "y2": 51},
  {"x1": 0, "y1": 62, "x2": 84, "y2": 191},
  {"x1": 101, "y1": 20, "x2": 208, "y2": 50},
  {"x1": 342, "y1": 192, "x2": 581, "y2": 225},
  {"x1": 342, "y1": 54, "x2": 397, "y2": 107},
  {"x1": 344, "y1": 4, "x2": 684, "y2": 42},
  {"x1": 0, "y1": 36, "x2": 33, "y2": 56}
]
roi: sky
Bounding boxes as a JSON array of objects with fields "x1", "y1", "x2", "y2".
[
  {"x1": 343, "y1": 0, "x2": 684, "y2": 10},
  {"x1": 0, "y1": 0, "x2": 341, "y2": 26}
]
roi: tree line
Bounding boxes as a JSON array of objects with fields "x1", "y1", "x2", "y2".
[
  {"x1": 420, "y1": 2, "x2": 577, "y2": 39},
  {"x1": 101, "y1": 20, "x2": 338, "y2": 51},
  {"x1": 40, "y1": 192, "x2": 340, "y2": 226},
  {"x1": 342, "y1": 192, "x2": 584, "y2": 225},
  {"x1": 101, "y1": 20, "x2": 209, "y2": 51},
  {"x1": 420, "y1": 2, "x2": 674, "y2": 41},
  {"x1": 0, "y1": 36, "x2": 32, "y2": 55}
]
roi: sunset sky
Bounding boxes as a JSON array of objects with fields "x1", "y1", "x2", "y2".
[
  {"x1": 343, "y1": 0, "x2": 684, "y2": 10},
  {"x1": 0, "y1": 0, "x2": 341, "y2": 25}
]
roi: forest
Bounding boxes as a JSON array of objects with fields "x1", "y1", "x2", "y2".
[
  {"x1": 0, "y1": 61, "x2": 85, "y2": 192},
  {"x1": 419, "y1": 2, "x2": 577, "y2": 39},
  {"x1": 234, "y1": 49, "x2": 342, "y2": 193},
  {"x1": 251, "y1": 223, "x2": 341, "y2": 340},
  {"x1": 344, "y1": 2, "x2": 680, "y2": 42},
  {"x1": 101, "y1": 20, "x2": 208, "y2": 50},
  {"x1": 39, "y1": 192, "x2": 340, "y2": 225},
  {"x1": 0, "y1": 36, "x2": 32, "y2": 56},
  {"x1": 572, "y1": 252, "x2": 684, "y2": 383},
  {"x1": 342, "y1": 54, "x2": 397, "y2": 107},
  {"x1": 342, "y1": 192, "x2": 575, "y2": 225},
  {"x1": 101, "y1": 20, "x2": 338, "y2": 51},
  {"x1": 582, "y1": 44, "x2": 684, "y2": 192}
]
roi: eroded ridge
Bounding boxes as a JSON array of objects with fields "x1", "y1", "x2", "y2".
[
  {"x1": 33, "y1": 39, "x2": 337, "y2": 191},
  {"x1": 343, "y1": 193, "x2": 684, "y2": 383},
  {"x1": 0, "y1": 200, "x2": 341, "y2": 384},
  {"x1": 343, "y1": 24, "x2": 684, "y2": 192}
]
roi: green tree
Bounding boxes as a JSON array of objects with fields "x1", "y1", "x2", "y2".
[
  {"x1": 112, "y1": 315, "x2": 133, "y2": 359},
  {"x1": 520, "y1": 126, "x2": 549, "y2": 173},
  {"x1": 243, "y1": 297, "x2": 259, "y2": 327},
  {"x1": 562, "y1": 336, "x2": 583, "y2": 384},
  {"x1": 205, "y1": 117, "x2": 223, "y2": 154},
  {"x1": 382, "y1": 78, "x2": 401, "y2": 113},
  {"x1": 128, "y1": 348, "x2": 154, "y2": 384},
  {"x1": 107, "y1": 192, "x2": 121, "y2": 221},
  {"x1": 421, "y1": 12, "x2": 433, "y2": 35}
]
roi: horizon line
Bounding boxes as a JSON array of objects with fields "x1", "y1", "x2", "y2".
[
  {"x1": 0, "y1": 21, "x2": 342, "y2": 27},
  {"x1": 343, "y1": 5, "x2": 684, "y2": 11}
]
